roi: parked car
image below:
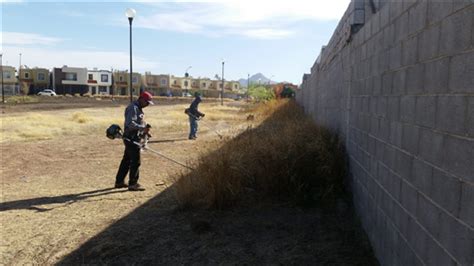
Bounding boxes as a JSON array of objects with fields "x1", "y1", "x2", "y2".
[
  {"x1": 37, "y1": 89, "x2": 56, "y2": 96},
  {"x1": 182, "y1": 92, "x2": 192, "y2": 97}
]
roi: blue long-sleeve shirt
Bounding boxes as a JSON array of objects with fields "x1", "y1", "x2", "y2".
[{"x1": 123, "y1": 101, "x2": 146, "y2": 139}]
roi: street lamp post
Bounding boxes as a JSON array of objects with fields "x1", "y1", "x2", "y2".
[
  {"x1": 221, "y1": 59, "x2": 225, "y2": 106},
  {"x1": 185, "y1": 66, "x2": 192, "y2": 95},
  {"x1": 1, "y1": 53, "x2": 4, "y2": 103},
  {"x1": 125, "y1": 8, "x2": 136, "y2": 103}
]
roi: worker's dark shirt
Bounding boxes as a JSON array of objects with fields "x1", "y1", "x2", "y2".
[
  {"x1": 189, "y1": 96, "x2": 204, "y2": 117},
  {"x1": 123, "y1": 101, "x2": 145, "y2": 140}
]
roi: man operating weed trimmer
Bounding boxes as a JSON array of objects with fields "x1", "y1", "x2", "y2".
[
  {"x1": 114, "y1": 91, "x2": 154, "y2": 191},
  {"x1": 185, "y1": 92, "x2": 205, "y2": 140}
]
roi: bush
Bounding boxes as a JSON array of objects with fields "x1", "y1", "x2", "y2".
[
  {"x1": 176, "y1": 100, "x2": 347, "y2": 209},
  {"x1": 248, "y1": 86, "x2": 275, "y2": 101}
]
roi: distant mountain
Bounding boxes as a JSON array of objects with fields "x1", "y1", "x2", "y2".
[{"x1": 238, "y1": 73, "x2": 276, "y2": 88}]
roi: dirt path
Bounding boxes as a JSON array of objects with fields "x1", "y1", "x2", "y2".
[{"x1": 0, "y1": 100, "x2": 377, "y2": 265}]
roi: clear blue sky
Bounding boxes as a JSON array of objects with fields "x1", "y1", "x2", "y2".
[{"x1": 1, "y1": 0, "x2": 350, "y2": 84}]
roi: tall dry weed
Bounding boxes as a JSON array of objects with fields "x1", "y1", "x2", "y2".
[{"x1": 176, "y1": 100, "x2": 348, "y2": 209}]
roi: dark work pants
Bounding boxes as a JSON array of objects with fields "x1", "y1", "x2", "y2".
[{"x1": 115, "y1": 139, "x2": 141, "y2": 185}]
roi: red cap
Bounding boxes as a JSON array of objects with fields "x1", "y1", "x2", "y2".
[{"x1": 139, "y1": 91, "x2": 154, "y2": 105}]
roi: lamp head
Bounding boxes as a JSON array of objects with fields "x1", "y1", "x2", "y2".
[{"x1": 125, "y1": 8, "x2": 136, "y2": 19}]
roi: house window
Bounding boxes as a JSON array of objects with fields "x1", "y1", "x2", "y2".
[
  {"x1": 3, "y1": 72, "x2": 11, "y2": 79},
  {"x1": 219, "y1": 84, "x2": 223, "y2": 89},
  {"x1": 173, "y1": 80, "x2": 177, "y2": 85},
  {"x1": 184, "y1": 81, "x2": 188, "y2": 87},
  {"x1": 65, "y1": 73, "x2": 77, "y2": 81},
  {"x1": 101, "y1": 74, "x2": 108, "y2": 82},
  {"x1": 38, "y1": 73, "x2": 45, "y2": 81},
  {"x1": 234, "y1": 84, "x2": 238, "y2": 89},
  {"x1": 88, "y1": 74, "x2": 93, "y2": 80},
  {"x1": 119, "y1": 76, "x2": 123, "y2": 82},
  {"x1": 202, "y1": 83, "x2": 206, "y2": 87},
  {"x1": 161, "y1": 79, "x2": 167, "y2": 85},
  {"x1": 99, "y1": 86, "x2": 107, "y2": 93},
  {"x1": 24, "y1": 72, "x2": 30, "y2": 79},
  {"x1": 132, "y1": 76, "x2": 138, "y2": 83}
]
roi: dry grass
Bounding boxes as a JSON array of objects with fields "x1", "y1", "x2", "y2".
[
  {"x1": 176, "y1": 99, "x2": 348, "y2": 209},
  {"x1": 0, "y1": 101, "x2": 247, "y2": 143}
]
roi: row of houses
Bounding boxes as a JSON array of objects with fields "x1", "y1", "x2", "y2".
[{"x1": 0, "y1": 65, "x2": 242, "y2": 98}]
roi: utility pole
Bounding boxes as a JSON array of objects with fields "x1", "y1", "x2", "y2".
[
  {"x1": 221, "y1": 60, "x2": 224, "y2": 106},
  {"x1": 19, "y1": 53, "x2": 22, "y2": 94},
  {"x1": 1, "y1": 53, "x2": 4, "y2": 103},
  {"x1": 247, "y1": 73, "x2": 250, "y2": 101}
]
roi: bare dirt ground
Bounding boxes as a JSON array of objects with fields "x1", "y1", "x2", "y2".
[{"x1": 0, "y1": 97, "x2": 377, "y2": 265}]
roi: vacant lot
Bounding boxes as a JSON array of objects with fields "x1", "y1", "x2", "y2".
[{"x1": 0, "y1": 97, "x2": 377, "y2": 265}]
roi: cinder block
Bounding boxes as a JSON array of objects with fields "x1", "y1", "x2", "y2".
[
  {"x1": 399, "y1": 239, "x2": 419, "y2": 266},
  {"x1": 383, "y1": 24, "x2": 395, "y2": 49},
  {"x1": 410, "y1": 158, "x2": 432, "y2": 195},
  {"x1": 400, "y1": 95, "x2": 416, "y2": 123},
  {"x1": 390, "y1": 44, "x2": 403, "y2": 70},
  {"x1": 387, "y1": 96, "x2": 400, "y2": 121},
  {"x1": 424, "y1": 57, "x2": 449, "y2": 94},
  {"x1": 409, "y1": 218, "x2": 428, "y2": 259},
  {"x1": 449, "y1": 51, "x2": 474, "y2": 93},
  {"x1": 427, "y1": 0, "x2": 454, "y2": 25},
  {"x1": 418, "y1": 128, "x2": 444, "y2": 166},
  {"x1": 442, "y1": 135, "x2": 474, "y2": 182},
  {"x1": 379, "y1": 118, "x2": 391, "y2": 141},
  {"x1": 415, "y1": 96, "x2": 436, "y2": 128},
  {"x1": 435, "y1": 96, "x2": 467, "y2": 136},
  {"x1": 373, "y1": 75, "x2": 383, "y2": 95},
  {"x1": 408, "y1": 0, "x2": 428, "y2": 35},
  {"x1": 401, "y1": 123, "x2": 419, "y2": 155},
  {"x1": 401, "y1": 180, "x2": 418, "y2": 215},
  {"x1": 402, "y1": 36, "x2": 418, "y2": 66},
  {"x1": 377, "y1": 96, "x2": 388, "y2": 118},
  {"x1": 406, "y1": 64, "x2": 424, "y2": 95},
  {"x1": 459, "y1": 182, "x2": 474, "y2": 227},
  {"x1": 431, "y1": 168, "x2": 462, "y2": 217},
  {"x1": 440, "y1": 8, "x2": 472, "y2": 55},
  {"x1": 395, "y1": 13, "x2": 409, "y2": 43},
  {"x1": 423, "y1": 234, "x2": 457, "y2": 266},
  {"x1": 388, "y1": 171, "x2": 402, "y2": 201},
  {"x1": 382, "y1": 72, "x2": 393, "y2": 95},
  {"x1": 418, "y1": 24, "x2": 440, "y2": 62},
  {"x1": 438, "y1": 210, "x2": 473, "y2": 265},
  {"x1": 389, "y1": 121, "x2": 403, "y2": 147},
  {"x1": 392, "y1": 69, "x2": 406, "y2": 95},
  {"x1": 380, "y1": 1, "x2": 391, "y2": 29},
  {"x1": 416, "y1": 194, "x2": 441, "y2": 239}
]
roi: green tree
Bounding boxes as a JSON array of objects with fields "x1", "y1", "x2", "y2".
[{"x1": 248, "y1": 85, "x2": 275, "y2": 101}]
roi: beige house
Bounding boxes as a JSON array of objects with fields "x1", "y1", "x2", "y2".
[
  {"x1": 112, "y1": 71, "x2": 142, "y2": 96},
  {"x1": 1, "y1": 66, "x2": 19, "y2": 96},
  {"x1": 19, "y1": 67, "x2": 50, "y2": 95},
  {"x1": 142, "y1": 73, "x2": 171, "y2": 96}
]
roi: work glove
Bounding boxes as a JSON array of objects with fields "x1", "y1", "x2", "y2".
[{"x1": 201, "y1": 113, "x2": 205, "y2": 118}]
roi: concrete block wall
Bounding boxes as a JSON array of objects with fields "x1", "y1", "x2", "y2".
[{"x1": 297, "y1": 1, "x2": 473, "y2": 265}]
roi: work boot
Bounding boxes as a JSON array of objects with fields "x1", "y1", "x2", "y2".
[
  {"x1": 114, "y1": 183, "x2": 128, "y2": 188},
  {"x1": 128, "y1": 183, "x2": 146, "y2": 191}
]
